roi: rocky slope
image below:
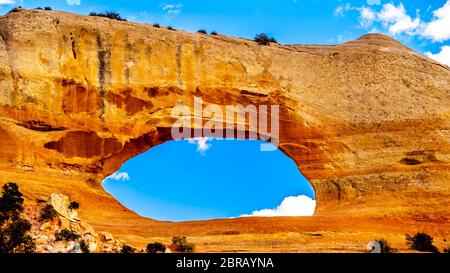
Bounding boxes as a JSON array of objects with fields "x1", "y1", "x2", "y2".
[
  {"x1": 0, "y1": 9, "x2": 449, "y2": 250},
  {"x1": 25, "y1": 193, "x2": 133, "y2": 253}
]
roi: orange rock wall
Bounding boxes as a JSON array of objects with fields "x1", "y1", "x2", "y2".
[{"x1": 0, "y1": 10, "x2": 449, "y2": 222}]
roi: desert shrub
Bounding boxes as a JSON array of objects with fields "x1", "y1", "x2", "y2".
[
  {"x1": 68, "y1": 201, "x2": 79, "y2": 210},
  {"x1": 210, "y1": 31, "x2": 218, "y2": 35},
  {"x1": 55, "y1": 229, "x2": 80, "y2": 241},
  {"x1": 79, "y1": 239, "x2": 90, "y2": 253},
  {"x1": 197, "y1": 29, "x2": 207, "y2": 34},
  {"x1": 0, "y1": 183, "x2": 24, "y2": 223},
  {"x1": 40, "y1": 204, "x2": 58, "y2": 222},
  {"x1": 0, "y1": 219, "x2": 35, "y2": 253},
  {"x1": 167, "y1": 26, "x2": 175, "y2": 31},
  {"x1": 153, "y1": 23, "x2": 160, "y2": 28},
  {"x1": 89, "y1": 11, "x2": 127, "y2": 21},
  {"x1": 254, "y1": 33, "x2": 277, "y2": 45},
  {"x1": 121, "y1": 244, "x2": 136, "y2": 253},
  {"x1": 406, "y1": 233, "x2": 439, "y2": 253},
  {"x1": 375, "y1": 238, "x2": 396, "y2": 253},
  {"x1": 146, "y1": 242, "x2": 166, "y2": 253},
  {"x1": 0, "y1": 183, "x2": 36, "y2": 253},
  {"x1": 35, "y1": 7, "x2": 43, "y2": 10},
  {"x1": 170, "y1": 236, "x2": 194, "y2": 253},
  {"x1": 44, "y1": 7, "x2": 52, "y2": 11},
  {"x1": 444, "y1": 246, "x2": 450, "y2": 253},
  {"x1": 7, "y1": 6, "x2": 24, "y2": 14}
]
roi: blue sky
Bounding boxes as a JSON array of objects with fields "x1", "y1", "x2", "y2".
[
  {"x1": 3, "y1": 0, "x2": 449, "y2": 221},
  {"x1": 103, "y1": 140, "x2": 315, "y2": 221}
]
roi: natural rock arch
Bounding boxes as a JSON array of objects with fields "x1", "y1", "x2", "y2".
[{"x1": 0, "y1": 11, "x2": 449, "y2": 235}]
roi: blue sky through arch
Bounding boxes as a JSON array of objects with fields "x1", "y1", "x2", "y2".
[{"x1": 103, "y1": 139, "x2": 315, "y2": 222}]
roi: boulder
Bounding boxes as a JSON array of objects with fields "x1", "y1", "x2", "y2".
[
  {"x1": 47, "y1": 193, "x2": 79, "y2": 222},
  {"x1": 80, "y1": 221, "x2": 95, "y2": 235},
  {"x1": 65, "y1": 241, "x2": 76, "y2": 252},
  {"x1": 35, "y1": 235, "x2": 49, "y2": 244},
  {"x1": 87, "y1": 242, "x2": 97, "y2": 253},
  {"x1": 100, "y1": 231, "x2": 113, "y2": 242},
  {"x1": 39, "y1": 222, "x2": 52, "y2": 231},
  {"x1": 52, "y1": 241, "x2": 68, "y2": 253}
]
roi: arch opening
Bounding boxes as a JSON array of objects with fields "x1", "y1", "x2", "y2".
[{"x1": 102, "y1": 138, "x2": 316, "y2": 222}]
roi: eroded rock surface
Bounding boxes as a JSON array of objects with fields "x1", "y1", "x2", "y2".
[
  {"x1": 0, "y1": 10, "x2": 449, "y2": 248},
  {"x1": 24, "y1": 194, "x2": 132, "y2": 253}
]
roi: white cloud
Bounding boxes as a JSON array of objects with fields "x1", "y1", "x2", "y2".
[
  {"x1": 422, "y1": 0, "x2": 450, "y2": 42},
  {"x1": 334, "y1": 3, "x2": 353, "y2": 17},
  {"x1": 188, "y1": 137, "x2": 211, "y2": 154},
  {"x1": 167, "y1": 9, "x2": 180, "y2": 15},
  {"x1": 347, "y1": 1, "x2": 450, "y2": 41},
  {"x1": 377, "y1": 3, "x2": 420, "y2": 35},
  {"x1": 377, "y1": 3, "x2": 407, "y2": 23},
  {"x1": 240, "y1": 195, "x2": 316, "y2": 217},
  {"x1": 0, "y1": 0, "x2": 16, "y2": 4},
  {"x1": 359, "y1": 7, "x2": 376, "y2": 28},
  {"x1": 66, "y1": 0, "x2": 81, "y2": 5},
  {"x1": 161, "y1": 3, "x2": 183, "y2": 10},
  {"x1": 425, "y1": 46, "x2": 450, "y2": 66},
  {"x1": 334, "y1": 5, "x2": 345, "y2": 17},
  {"x1": 335, "y1": 3, "x2": 421, "y2": 35},
  {"x1": 160, "y1": 3, "x2": 183, "y2": 17},
  {"x1": 106, "y1": 172, "x2": 130, "y2": 181}
]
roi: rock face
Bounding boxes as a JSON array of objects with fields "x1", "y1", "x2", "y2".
[
  {"x1": 24, "y1": 194, "x2": 131, "y2": 253},
  {"x1": 47, "y1": 193, "x2": 79, "y2": 221},
  {"x1": 0, "y1": 10, "x2": 449, "y2": 242}
]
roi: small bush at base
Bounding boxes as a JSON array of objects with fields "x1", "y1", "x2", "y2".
[
  {"x1": 197, "y1": 29, "x2": 207, "y2": 34},
  {"x1": 0, "y1": 182, "x2": 24, "y2": 222},
  {"x1": 55, "y1": 229, "x2": 80, "y2": 241},
  {"x1": 210, "y1": 31, "x2": 218, "y2": 35},
  {"x1": 167, "y1": 26, "x2": 175, "y2": 31},
  {"x1": 375, "y1": 238, "x2": 396, "y2": 253},
  {"x1": 0, "y1": 219, "x2": 36, "y2": 253},
  {"x1": 147, "y1": 242, "x2": 166, "y2": 253},
  {"x1": 79, "y1": 239, "x2": 90, "y2": 253},
  {"x1": 44, "y1": 7, "x2": 52, "y2": 11},
  {"x1": 153, "y1": 23, "x2": 160, "y2": 28},
  {"x1": 170, "y1": 236, "x2": 194, "y2": 253},
  {"x1": 68, "y1": 201, "x2": 79, "y2": 210},
  {"x1": 406, "y1": 233, "x2": 439, "y2": 253},
  {"x1": 0, "y1": 183, "x2": 36, "y2": 253},
  {"x1": 40, "y1": 204, "x2": 58, "y2": 222},
  {"x1": 121, "y1": 245, "x2": 136, "y2": 253}
]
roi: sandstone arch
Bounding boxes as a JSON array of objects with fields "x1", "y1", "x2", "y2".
[{"x1": 0, "y1": 11, "x2": 449, "y2": 243}]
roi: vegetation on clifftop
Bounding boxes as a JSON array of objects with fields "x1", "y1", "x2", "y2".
[
  {"x1": 89, "y1": 11, "x2": 127, "y2": 21},
  {"x1": 254, "y1": 33, "x2": 278, "y2": 45}
]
